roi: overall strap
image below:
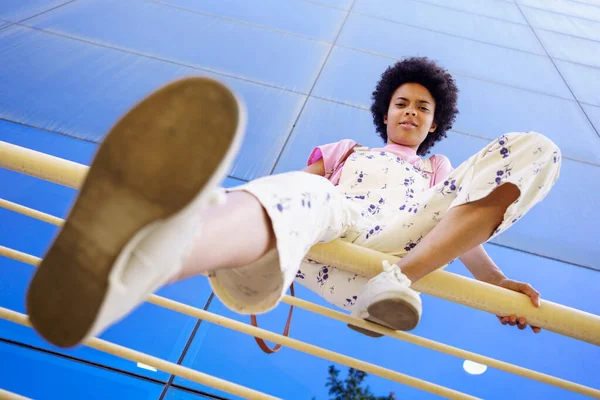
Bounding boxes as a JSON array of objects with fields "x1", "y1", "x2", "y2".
[
  {"x1": 325, "y1": 144, "x2": 365, "y2": 179},
  {"x1": 250, "y1": 283, "x2": 295, "y2": 354},
  {"x1": 419, "y1": 156, "x2": 434, "y2": 173},
  {"x1": 419, "y1": 156, "x2": 436, "y2": 187}
]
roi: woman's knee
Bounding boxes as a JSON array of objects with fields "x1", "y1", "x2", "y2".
[
  {"x1": 485, "y1": 182, "x2": 521, "y2": 209},
  {"x1": 510, "y1": 131, "x2": 561, "y2": 156},
  {"x1": 494, "y1": 132, "x2": 562, "y2": 171}
]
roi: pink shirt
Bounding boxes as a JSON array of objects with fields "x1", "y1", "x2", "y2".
[{"x1": 307, "y1": 139, "x2": 453, "y2": 187}]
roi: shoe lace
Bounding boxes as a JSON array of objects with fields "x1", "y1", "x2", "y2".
[{"x1": 381, "y1": 260, "x2": 411, "y2": 285}]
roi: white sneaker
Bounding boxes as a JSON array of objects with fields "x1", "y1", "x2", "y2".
[
  {"x1": 27, "y1": 77, "x2": 246, "y2": 348},
  {"x1": 348, "y1": 261, "x2": 422, "y2": 337}
]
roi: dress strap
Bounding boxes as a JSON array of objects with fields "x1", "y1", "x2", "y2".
[
  {"x1": 250, "y1": 283, "x2": 295, "y2": 354},
  {"x1": 419, "y1": 157, "x2": 434, "y2": 174},
  {"x1": 325, "y1": 144, "x2": 366, "y2": 179}
]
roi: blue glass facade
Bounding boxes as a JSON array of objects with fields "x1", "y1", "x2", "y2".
[{"x1": 1, "y1": 1, "x2": 599, "y2": 398}]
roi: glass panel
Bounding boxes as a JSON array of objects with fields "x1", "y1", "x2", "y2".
[
  {"x1": 164, "y1": 386, "x2": 236, "y2": 399},
  {"x1": 426, "y1": 130, "x2": 494, "y2": 166},
  {"x1": 582, "y1": 104, "x2": 600, "y2": 134},
  {"x1": 173, "y1": 292, "x2": 445, "y2": 399},
  {"x1": 337, "y1": 13, "x2": 573, "y2": 98},
  {"x1": 405, "y1": 0, "x2": 527, "y2": 24},
  {"x1": 518, "y1": 0, "x2": 600, "y2": 22},
  {"x1": 154, "y1": 0, "x2": 346, "y2": 42},
  {"x1": 0, "y1": 26, "x2": 189, "y2": 142},
  {"x1": 0, "y1": 0, "x2": 69, "y2": 22},
  {"x1": 311, "y1": 0, "x2": 353, "y2": 9},
  {"x1": 536, "y1": 29, "x2": 600, "y2": 68},
  {"x1": 353, "y1": 0, "x2": 544, "y2": 54},
  {"x1": 0, "y1": 27, "x2": 306, "y2": 181},
  {"x1": 0, "y1": 341, "x2": 165, "y2": 400},
  {"x1": 554, "y1": 60, "x2": 600, "y2": 106},
  {"x1": 172, "y1": 248, "x2": 600, "y2": 398},
  {"x1": 273, "y1": 97, "x2": 379, "y2": 175},
  {"x1": 216, "y1": 80, "x2": 306, "y2": 181},
  {"x1": 568, "y1": 0, "x2": 600, "y2": 6},
  {"x1": 313, "y1": 46, "x2": 392, "y2": 109},
  {"x1": 0, "y1": 121, "x2": 97, "y2": 210},
  {"x1": 313, "y1": 47, "x2": 600, "y2": 164},
  {"x1": 453, "y1": 75, "x2": 600, "y2": 165},
  {"x1": 223, "y1": 176, "x2": 247, "y2": 187},
  {"x1": 521, "y1": 6, "x2": 600, "y2": 42},
  {"x1": 24, "y1": 0, "x2": 330, "y2": 93}
]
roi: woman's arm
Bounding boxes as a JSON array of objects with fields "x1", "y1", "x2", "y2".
[
  {"x1": 460, "y1": 244, "x2": 542, "y2": 333},
  {"x1": 459, "y1": 245, "x2": 506, "y2": 284}
]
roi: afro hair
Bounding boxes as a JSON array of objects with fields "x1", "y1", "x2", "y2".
[{"x1": 370, "y1": 57, "x2": 459, "y2": 156}]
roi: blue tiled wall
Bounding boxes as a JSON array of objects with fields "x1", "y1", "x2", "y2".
[{"x1": 1, "y1": 1, "x2": 599, "y2": 399}]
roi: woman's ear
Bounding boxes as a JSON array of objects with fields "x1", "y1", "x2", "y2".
[
  {"x1": 429, "y1": 121, "x2": 437, "y2": 133},
  {"x1": 384, "y1": 114, "x2": 388, "y2": 125}
]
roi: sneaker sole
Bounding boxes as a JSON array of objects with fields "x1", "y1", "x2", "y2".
[
  {"x1": 348, "y1": 298, "x2": 420, "y2": 338},
  {"x1": 26, "y1": 77, "x2": 242, "y2": 348}
]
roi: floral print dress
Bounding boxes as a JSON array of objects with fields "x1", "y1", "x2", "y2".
[{"x1": 209, "y1": 132, "x2": 561, "y2": 315}]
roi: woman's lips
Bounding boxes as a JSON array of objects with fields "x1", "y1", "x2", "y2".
[{"x1": 400, "y1": 121, "x2": 417, "y2": 128}]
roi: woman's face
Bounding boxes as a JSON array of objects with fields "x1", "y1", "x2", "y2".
[{"x1": 384, "y1": 83, "x2": 437, "y2": 151}]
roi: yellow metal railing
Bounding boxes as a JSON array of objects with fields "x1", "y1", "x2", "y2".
[
  {"x1": 0, "y1": 388, "x2": 31, "y2": 400},
  {"x1": 1, "y1": 140, "x2": 599, "y2": 399}
]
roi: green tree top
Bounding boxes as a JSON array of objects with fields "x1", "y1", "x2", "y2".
[{"x1": 325, "y1": 365, "x2": 396, "y2": 400}]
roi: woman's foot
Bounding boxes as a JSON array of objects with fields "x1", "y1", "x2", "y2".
[
  {"x1": 26, "y1": 77, "x2": 246, "y2": 348},
  {"x1": 348, "y1": 261, "x2": 422, "y2": 337}
]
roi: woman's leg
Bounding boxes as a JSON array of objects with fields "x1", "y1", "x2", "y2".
[
  {"x1": 345, "y1": 132, "x2": 560, "y2": 336},
  {"x1": 175, "y1": 191, "x2": 277, "y2": 281},
  {"x1": 198, "y1": 171, "x2": 359, "y2": 315},
  {"x1": 295, "y1": 261, "x2": 368, "y2": 311},
  {"x1": 364, "y1": 131, "x2": 561, "y2": 283},
  {"x1": 397, "y1": 182, "x2": 519, "y2": 283}
]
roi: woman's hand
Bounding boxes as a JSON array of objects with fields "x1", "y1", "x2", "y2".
[
  {"x1": 459, "y1": 246, "x2": 542, "y2": 333},
  {"x1": 493, "y1": 278, "x2": 542, "y2": 334}
]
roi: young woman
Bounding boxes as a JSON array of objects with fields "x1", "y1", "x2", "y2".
[{"x1": 27, "y1": 57, "x2": 560, "y2": 348}]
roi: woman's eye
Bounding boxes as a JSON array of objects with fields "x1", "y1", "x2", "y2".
[{"x1": 420, "y1": 107, "x2": 429, "y2": 111}]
